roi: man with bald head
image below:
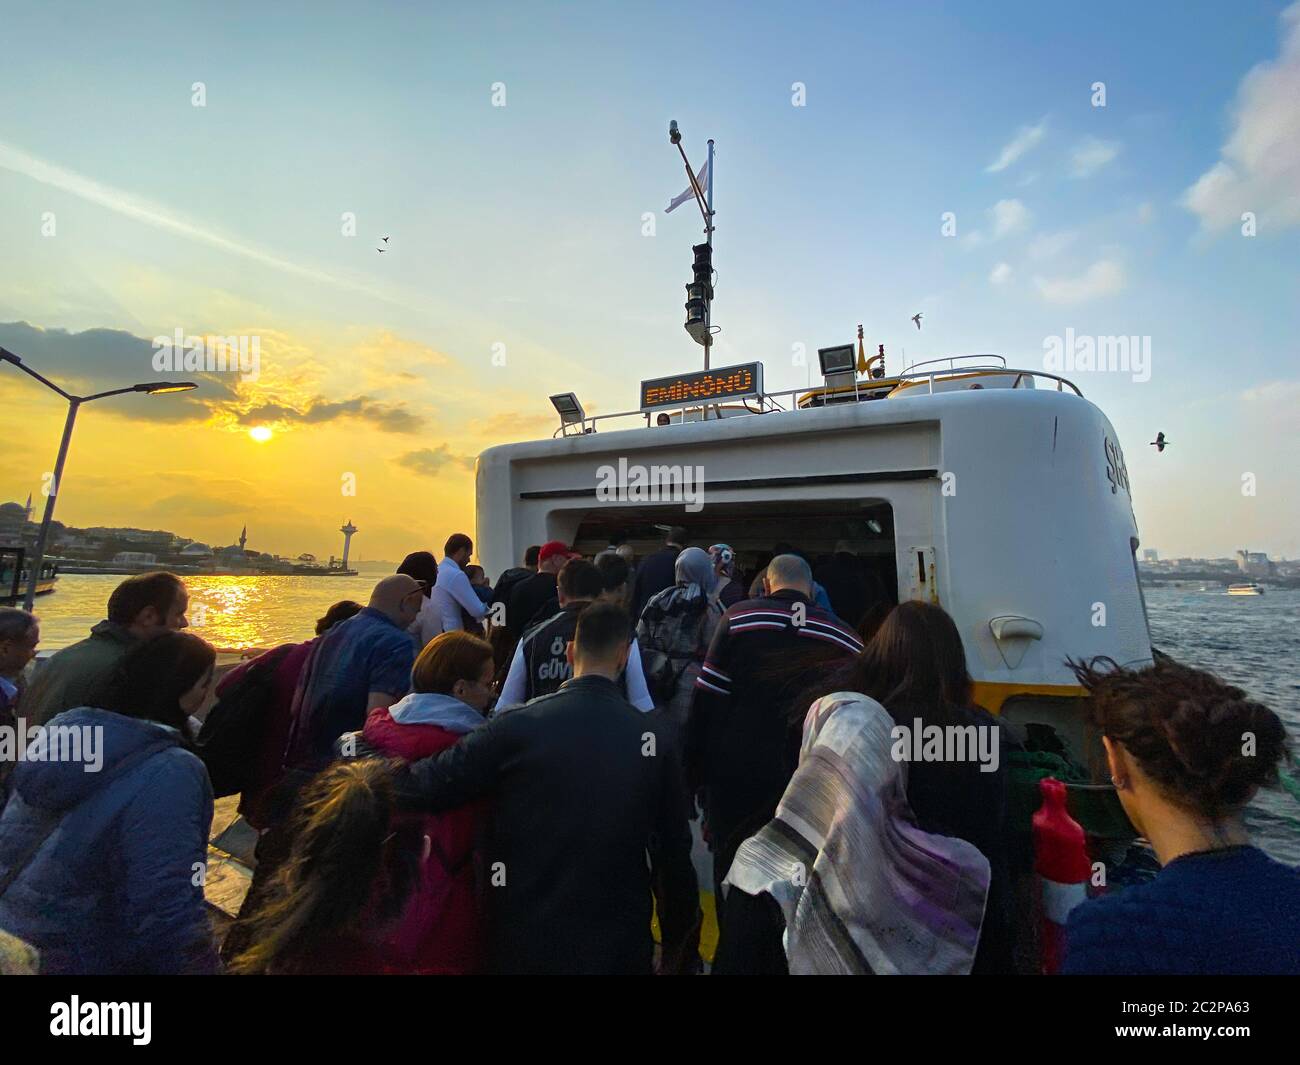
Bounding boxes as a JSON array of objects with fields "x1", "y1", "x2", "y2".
[
  {"x1": 685, "y1": 553, "x2": 863, "y2": 946},
  {"x1": 283, "y1": 573, "x2": 422, "y2": 770}
]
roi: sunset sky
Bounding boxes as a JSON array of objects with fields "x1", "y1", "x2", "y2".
[{"x1": 2, "y1": 1, "x2": 1297, "y2": 563}]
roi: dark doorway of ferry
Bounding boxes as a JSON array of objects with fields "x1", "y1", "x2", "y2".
[{"x1": 570, "y1": 498, "x2": 898, "y2": 632}]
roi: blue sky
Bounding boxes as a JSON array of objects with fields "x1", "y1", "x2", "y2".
[{"x1": 1, "y1": 1, "x2": 1296, "y2": 560}]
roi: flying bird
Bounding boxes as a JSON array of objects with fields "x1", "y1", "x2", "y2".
[
  {"x1": 376, "y1": 247, "x2": 385, "y2": 253},
  {"x1": 911, "y1": 313, "x2": 922, "y2": 330},
  {"x1": 381, "y1": 236, "x2": 389, "y2": 243},
  {"x1": 1149, "y1": 431, "x2": 1169, "y2": 452}
]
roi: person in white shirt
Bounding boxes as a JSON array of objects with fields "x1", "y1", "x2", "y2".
[
  {"x1": 429, "y1": 534, "x2": 488, "y2": 638},
  {"x1": 398, "y1": 551, "x2": 442, "y2": 648}
]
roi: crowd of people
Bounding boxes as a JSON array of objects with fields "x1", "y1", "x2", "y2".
[{"x1": 0, "y1": 527, "x2": 1295, "y2": 976}]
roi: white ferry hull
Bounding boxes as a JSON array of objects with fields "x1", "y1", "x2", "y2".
[{"x1": 476, "y1": 384, "x2": 1153, "y2": 739}]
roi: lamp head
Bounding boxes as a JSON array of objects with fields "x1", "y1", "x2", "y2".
[
  {"x1": 549, "y1": 392, "x2": 585, "y2": 426},
  {"x1": 138, "y1": 381, "x2": 198, "y2": 394}
]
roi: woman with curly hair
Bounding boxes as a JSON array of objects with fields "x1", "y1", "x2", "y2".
[{"x1": 1062, "y1": 656, "x2": 1297, "y2": 975}]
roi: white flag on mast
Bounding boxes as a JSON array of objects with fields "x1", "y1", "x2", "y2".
[{"x1": 665, "y1": 159, "x2": 709, "y2": 214}]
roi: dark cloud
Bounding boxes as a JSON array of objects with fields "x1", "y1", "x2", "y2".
[
  {"x1": 395, "y1": 445, "x2": 475, "y2": 477},
  {"x1": 0, "y1": 321, "x2": 430, "y2": 435},
  {"x1": 0, "y1": 320, "x2": 236, "y2": 420},
  {"x1": 237, "y1": 396, "x2": 425, "y2": 434}
]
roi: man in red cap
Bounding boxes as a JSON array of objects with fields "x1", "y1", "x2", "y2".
[{"x1": 505, "y1": 540, "x2": 578, "y2": 638}]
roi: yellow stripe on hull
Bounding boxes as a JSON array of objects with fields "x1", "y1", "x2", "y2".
[{"x1": 972, "y1": 681, "x2": 1087, "y2": 716}]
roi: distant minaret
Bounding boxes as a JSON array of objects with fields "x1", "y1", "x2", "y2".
[
  {"x1": 238, "y1": 525, "x2": 247, "y2": 553},
  {"x1": 23, "y1": 494, "x2": 32, "y2": 522},
  {"x1": 340, "y1": 519, "x2": 358, "y2": 569}
]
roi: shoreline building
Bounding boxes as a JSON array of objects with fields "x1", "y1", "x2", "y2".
[{"x1": 1236, "y1": 549, "x2": 1274, "y2": 579}]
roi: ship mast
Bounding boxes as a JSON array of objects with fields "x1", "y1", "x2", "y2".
[{"x1": 669, "y1": 122, "x2": 716, "y2": 371}]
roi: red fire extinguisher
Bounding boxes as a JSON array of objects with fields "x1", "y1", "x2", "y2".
[{"x1": 1033, "y1": 777, "x2": 1091, "y2": 975}]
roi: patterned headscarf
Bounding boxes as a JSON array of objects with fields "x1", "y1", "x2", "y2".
[{"x1": 724, "y1": 691, "x2": 991, "y2": 974}]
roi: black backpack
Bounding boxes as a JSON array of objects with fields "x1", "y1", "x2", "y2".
[{"x1": 196, "y1": 644, "x2": 296, "y2": 798}]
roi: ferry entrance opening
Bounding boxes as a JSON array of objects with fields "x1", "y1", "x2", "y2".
[{"x1": 570, "y1": 498, "x2": 899, "y2": 617}]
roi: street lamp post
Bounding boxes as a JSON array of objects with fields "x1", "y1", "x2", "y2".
[{"x1": 0, "y1": 347, "x2": 196, "y2": 611}]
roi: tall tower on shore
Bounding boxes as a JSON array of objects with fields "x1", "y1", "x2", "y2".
[
  {"x1": 238, "y1": 525, "x2": 247, "y2": 554},
  {"x1": 340, "y1": 519, "x2": 358, "y2": 569}
]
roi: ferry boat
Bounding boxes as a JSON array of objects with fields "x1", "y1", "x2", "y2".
[
  {"x1": 1227, "y1": 582, "x2": 1265, "y2": 596},
  {"x1": 0, "y1": 546, "x2": 58, "y2": 606},
  {"x1": 476, "y1": 351, "x2": 1154, "y2": 783}
]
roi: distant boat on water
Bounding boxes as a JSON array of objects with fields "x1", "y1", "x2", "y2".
[
  {"x1": 1227, "y1": 582, "x2": 1265, "y2": 596},
  {"x1": 0, "y1": 547, "x2": 58, "y2": 605}
]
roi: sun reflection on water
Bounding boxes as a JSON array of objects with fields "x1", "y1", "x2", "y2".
[
  {"x1": 189, "y1": 576, "x2": 267, "y2": 652},
  {"x1": 35, "y1": 573, "x2": 381, "y2": 654}
]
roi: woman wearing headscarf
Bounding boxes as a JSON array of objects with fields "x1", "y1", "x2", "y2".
[
  {"x1": 708, "y1": 544, "x2": 745, "y2": 609},
  {"x1": 782, "y1": 600, "x2": 1014, "y2": 973},
  {"x1": 636, "y1": 547, "x2": 724, "y2": 728},
  {"x1": 714, "y1": 690, "x2": 991, "y2": 975}
]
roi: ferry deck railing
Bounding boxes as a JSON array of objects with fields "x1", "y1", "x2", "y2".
[
  {"x1": 898, "y1": 353, "x2": 1008, "y2": 375},
  {"x1": 554, "y1": 364, "x2": 1083, "y2": 436}
]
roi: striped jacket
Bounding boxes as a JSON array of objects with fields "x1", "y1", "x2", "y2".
[{"x1": 685, "y1": 589, "x2": 863, "y2": 867}]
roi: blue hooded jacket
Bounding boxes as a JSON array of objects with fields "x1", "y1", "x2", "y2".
[{"x1": 0, "y1": 707, "x2": 217, "y2": 974}]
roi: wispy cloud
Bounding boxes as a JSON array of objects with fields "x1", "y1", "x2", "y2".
[
  {"x1": 964, "y1": 198, "x2": 1031, "y2": 246},
  {"x1": 234, "y1": 395, "x2": 426, "y2": 433},
  {"x1": 1239, "y1": 379, "x2": 1300, "y2": 432},
  {"x1": 1028, "y1": 230, "x2": 1078, "y2": 260},
  {"x1": 1033, "y1": 260, "x2": 1125, "y2": 304},
  {"x1": 991, "y1": 198, "x2": 1030, "y2": 237},
  {"x1": 1183, "y1": 1, "x2": 1300, "y2": 232},
  {"x1": 1069, "y1": 137, "x2": 1121, "y2": 178},
  {"x1": 989, "y1": 262, "x2": 1013, "y2": 286},
  {"x1": 395, "y1": 445, "x2": 475, "y2": 477},
  {"x1": 0, "y1": 138, "x2": 406, "y2": 307},
  {"x1": 986, "y1": 118, "x2": 1047, "y2": 173}
]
